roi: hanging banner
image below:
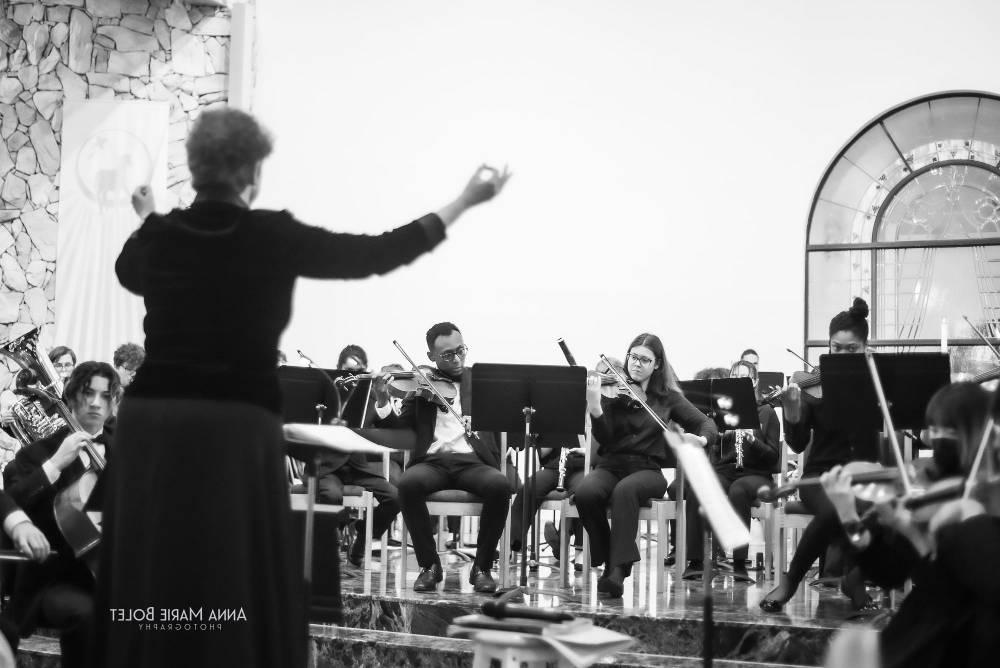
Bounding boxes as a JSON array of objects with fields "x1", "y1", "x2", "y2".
[{"x1": 55, "y1": 99, "x2": 168, "y2": 363}]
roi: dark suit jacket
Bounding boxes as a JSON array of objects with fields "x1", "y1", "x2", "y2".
[
  {"x1": 377, "y1": 372, "x2": 503, "y2": 470},
  {"x1": 2, "y1": 425, "x2": 111, "y2": 634}
]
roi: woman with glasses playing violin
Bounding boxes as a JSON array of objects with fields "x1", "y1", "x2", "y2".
[
  {"x1": 760, "y1": 298, "x2": 881, "y2": 612},
  {"x1": 821, "y1": 382, "x2": 1000, "y2": 668},
  {"x1": 575, "y1": 333, "x2": 717, "y2": 597}
]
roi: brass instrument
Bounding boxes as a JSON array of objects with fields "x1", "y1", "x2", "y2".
[{"x1": 0, "y1": 328, "x2": 68, "y2": 446}]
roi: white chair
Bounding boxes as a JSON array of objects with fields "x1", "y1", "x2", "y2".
[
  {"x1": 397, "y1": 435, "x2": 512, "y2": 588},
  {"x1": 766, "y1": 445, "x2": 813, "y2": 580}
]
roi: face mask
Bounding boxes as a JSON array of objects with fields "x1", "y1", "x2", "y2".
[{"x1": 931, "y1": 438, "x2": 962, "y2": 478}]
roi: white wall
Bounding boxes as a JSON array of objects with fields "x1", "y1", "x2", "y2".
[{"x1": 253, "y1": 0, "x2": 1000, "y2": 377}]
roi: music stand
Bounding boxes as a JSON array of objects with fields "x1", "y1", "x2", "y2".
[
  {"x1": 277, "y1": 365, "x2": 352, "y2": 424},
  {"x1": 757, "y1": 372, "x2": 785, "y2": 397},
  {"x1": 679, "y1": 378, "x2": 760, "y2": 433},
  {"x1": 821, "y1": 353, "x2": 950, "y2": 432},
  {"x1": 469, "y1": 363, "x2": 587, "y2": 589}
]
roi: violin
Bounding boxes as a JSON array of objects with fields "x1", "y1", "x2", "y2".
[
  {"x1": 759, "y1": 369, "x2": 821, "y2": 406},
  {"x1": 595, "y1": 372, "x2": 648, "y2": 406},
  {"x1": 346, "y1": 367, "x2": 458, "y2": 408}
]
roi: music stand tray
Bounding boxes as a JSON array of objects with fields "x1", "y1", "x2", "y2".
[
  {"x1": 678, "y1": 377, "x2": 760, "y2": 432},
  {"x1": 821, "y1": 353, "x2": 950, "y2": 432}
]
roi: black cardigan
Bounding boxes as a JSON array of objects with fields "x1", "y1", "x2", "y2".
[{"x1": 116, "y1": 194, "x2": 446, "y2": 414}]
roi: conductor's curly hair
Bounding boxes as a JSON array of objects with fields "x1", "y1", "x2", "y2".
[{"x1": 186, "y1": 108, "x2": 274, "y2": 193}]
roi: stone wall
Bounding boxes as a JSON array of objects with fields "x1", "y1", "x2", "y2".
[{"x1": 0, "y1": 0, "x2": 231, "y2": 383}]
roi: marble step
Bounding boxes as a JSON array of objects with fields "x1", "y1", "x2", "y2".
[
  {"x1": 310, "y1": 626, "x2": 817, "y2": 668},
  {"x1": 16, "y1": 636, "x2": 60, "y2": 668}
]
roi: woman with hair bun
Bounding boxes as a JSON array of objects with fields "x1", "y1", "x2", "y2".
[{"x1": 760, "y1": 298, "x2": 882, "y2": 612}]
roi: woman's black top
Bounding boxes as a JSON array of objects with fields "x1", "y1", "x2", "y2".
[
  {"x1": 784, "y1": 398, "x2": 881, "y2": 476},
  {"x1": 591, "y1": 390, "x2": 717, "y2": 468},
  {"x1": 116, "y1": 193, "x2": 445, "y2": 413}
]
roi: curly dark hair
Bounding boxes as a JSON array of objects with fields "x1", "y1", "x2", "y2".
[
  {"x1": 186, "y1": 108, "x2": 274, "y2": 193},
  {"x1": 63, "y1": 361, "x2": 122, "y2": 407},
  {"x1": 113, "y1": 343, "x2": 145, "y2": 370}
]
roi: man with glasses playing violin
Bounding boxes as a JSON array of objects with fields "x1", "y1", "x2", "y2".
[
  {"x1": 2, "y1": 362, "x2": 119, "y2": 668},
  {"x1": 373, "y1": 322, "x2": 511, "y2": 593}
]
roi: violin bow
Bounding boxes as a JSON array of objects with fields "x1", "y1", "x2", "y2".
[
  {"x1": 392, "y1": 340, "x2": 474, "y2": 439},
  {"x1": 863, "y1": 350, "x2": 915, "y2": 496},
  {"x1": 962, "y1": 398, "x2": 998, "y2": 500}
]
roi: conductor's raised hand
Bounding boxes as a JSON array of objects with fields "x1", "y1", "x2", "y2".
[
  {"x1": 131, "y1": 185, "x2": 156, "y2": 219},
  {"x1": 458, "y1": 164, "x2": 512, "y2": 207}
]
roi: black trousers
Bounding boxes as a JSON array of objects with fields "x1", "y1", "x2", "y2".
[
  {"x1": 0, "y1": 583, "x2": 93, "y2": 668},
  {"x1": 785, "y1": 483, "x2": 850, "y2": 586},
  {"x1": 685, "y1": 469, "x2": 771, "y2": 563},
  {"x1": 317, "y1": 465, "x2": 400, "y2": 542},
  {"x1": 397, "y1": 453, "x2": 510, "y2": 570},
  {"x1": 509, "y1": 467, "x2": 585, "y2": 551},
  {"x1": 575, "y1": 459, "x2": 667, "y2": 572}
]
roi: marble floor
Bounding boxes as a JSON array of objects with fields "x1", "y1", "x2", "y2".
[
  {"x1": 339, "y1": 538, "x2": 883, "y2": 629},
  {"x1": 329, "y1": 535, "x2": 891, "y2": 666}
]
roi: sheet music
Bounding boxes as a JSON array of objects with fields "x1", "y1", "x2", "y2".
[{"x1": 663, "y1": 429, "x2": 751, "y2": 551}]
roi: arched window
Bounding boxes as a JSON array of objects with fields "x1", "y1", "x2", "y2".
[{"x1": 805, "y1": 91, "x2": 1000, "y2": 377}]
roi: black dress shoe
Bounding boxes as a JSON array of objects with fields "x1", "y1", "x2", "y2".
[
  {"x1": 413, "y1": 563, "x2": 443, "y2": 592},
  {"x1": 470, "y1": 564, "x2": 497, "y2": 593},
  {"x1": 543, "y1": 521, "x2": 561, "y2": 561},
  {"x1": 347, "y1": 522, "x2": 366, "y2": 567},
  {"x1": 663, "y1": 548, "x2": 676, "y2": 567},
  {"x1": 596, "y1": 574, "x2": 624, "y2": 598},
  {"x1": 731, "y1": 566, "x2": 755, "y2": 584}
]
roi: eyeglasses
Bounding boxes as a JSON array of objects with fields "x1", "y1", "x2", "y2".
[
  {"x1": 438, "y1": 345, "x2": 469, "y2": 362},
  {"x1": 53, "y1": 362, "x2": 74, "y2": 369},
  {"x1": 627, "y1": 352, "x2": 655, "y2": 367}
]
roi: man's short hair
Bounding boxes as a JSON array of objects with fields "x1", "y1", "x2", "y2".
[
  {"x1": 48, "y1": 346, "x2": 76, "y2": 366},
  {"x1": 425, "y1": 322, "x2": 461, "y2": 351},
  {"x1": 64, "y1": 361, "x2": 121, "y2": 405},
  {"x1": 113, "y1": 343, "x2": 145, "y2": 369}
]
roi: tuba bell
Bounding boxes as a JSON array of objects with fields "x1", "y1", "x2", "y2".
[{"x1": 0, "y1": 328, "x2": 69, "y2": 447}]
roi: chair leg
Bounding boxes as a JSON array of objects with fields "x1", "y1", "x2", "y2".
[
  {"x1": 675, "y1": 499, "x2": 686, "y2": 592},
  {"x1": 656, "y1": 504, "x2": 668, "y2": 594},
  {"x1": 559, "y1": 504, "x2": 572, "y2": 588},
  {"x1": 398, "y1": 516, "x2": 410, "y2": 587},
  {"x1": 364, "y1": 493, "x2": 374, "y2": 573}
]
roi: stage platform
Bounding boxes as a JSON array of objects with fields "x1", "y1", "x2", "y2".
[
  {"x1": 17, "y1": 541, "x2": 881, "y2": 667},
  {"x1": 324, "y1": 542, "x2": 885, "y2": 667}
]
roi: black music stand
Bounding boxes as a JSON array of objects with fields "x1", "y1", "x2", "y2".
[
  {"x1": 679, "y1": 377, "x2": 760, "y2": 433},
  {"x1": 680, "y1": 378, "x2": 759, "y2": 585},
  {"x1": 277, "y1": 365, "x2": 351, "y2": 424},
  {"x1": 470, "y1": 363, "x2": 587, "y2": 589},
  {"x1": 821, "y1": 353, "x2": 950, "y2": 432},
  {"x1": 757, "y1": 371, "x2": 785, "y2": 397}
]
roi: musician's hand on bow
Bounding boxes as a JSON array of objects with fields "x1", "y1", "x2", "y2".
[
  {"x1": 50, "y1": 432, "x2": 91, "y2": 472},
  {"x1": 10, "y1": 521, "x2": 50, "y2": 562},
  {"x1": 131, "y1": 185, "x2": 156, "y2": 219},
  {"x1": 821, "y1": 465, "x2": 859, "y2": 524}
]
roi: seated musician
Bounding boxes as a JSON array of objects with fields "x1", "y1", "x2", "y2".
[
  {"x1": 1, "y1": 361, "x2": 118, "y2": 668},
  {"x1": 760, "y1": 298, "x2": 880, "y2": 612},
  {"x1": 821, "y1": 382, "x2": 1000, "y2": 668},
  {"x1": 309, "y1": 344, "x2": 400, "y2": 568},
  {"x1": 682, "y1": 360, "x2": 779, "y2": 580},
  {"x1": 112, "y1": 343, "x2": 145, "y2": 389},
  {"x1": 373, "y1": 322, "x2": 511, "y2": 593},
  {"x1": 575, "y1": 333, "x2": 717, "y2": 598}
]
